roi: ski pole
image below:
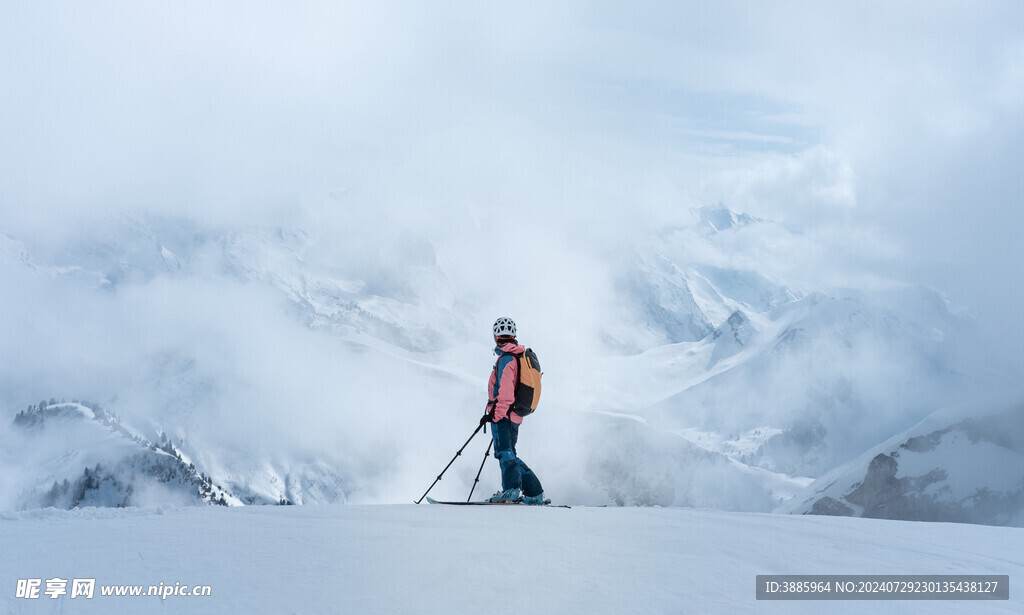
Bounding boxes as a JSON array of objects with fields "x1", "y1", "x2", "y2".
[
  {"x1": 467, "y1": 439, "x2": 493, "y2": 502},
  {"x1": 414, "y1": 423, "x2": 484, "y2": 504}
]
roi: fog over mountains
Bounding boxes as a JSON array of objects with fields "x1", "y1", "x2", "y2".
[{"x1": 1, "y1": 203, "x2": 1017, "y2": 525}]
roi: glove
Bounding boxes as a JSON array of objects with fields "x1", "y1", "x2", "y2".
[{"x1": 480, "y1": 404, "x2": 495, "y2": 426}]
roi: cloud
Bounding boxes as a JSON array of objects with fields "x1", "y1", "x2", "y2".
[{"x1": 1, "y1": 2, "x2": 1021, "y2": 388}]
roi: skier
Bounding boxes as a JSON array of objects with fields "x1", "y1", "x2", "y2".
[{"x1": 480, "y1": 317, "x2": 545, "y2": 505}]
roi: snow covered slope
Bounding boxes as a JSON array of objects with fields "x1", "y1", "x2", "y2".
[
  {"x1": 1, "y1": 505, "x2": 1021, "y2": 614},
  {"x1": 637, "y1": 289, "x2": 982, "y2": 477},
  {"x1": 2, "y1": 401, "x2": 240, "y2": 509},
  {"x1": 780, "y1": 396, "x2": 1024, "y2": 527},
  {"x1": 600, "y1": 206, "x2": 993, "y2": 481}
]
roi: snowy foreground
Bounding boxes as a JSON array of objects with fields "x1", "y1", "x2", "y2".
[{"x1": 2, "y1": 505, "x2": 1021, "y2": 614}]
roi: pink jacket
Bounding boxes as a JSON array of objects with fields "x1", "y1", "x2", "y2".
[{"x1": 487, "y1": 342, "x2": 525, "y2": 424}]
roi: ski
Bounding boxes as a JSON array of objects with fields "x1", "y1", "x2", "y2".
[{"x1": 425, "y1": 496, "x2": 570, "y2": 508}]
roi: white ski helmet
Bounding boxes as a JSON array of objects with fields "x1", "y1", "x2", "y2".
[{"x1": 493, "y1": 317, "x2": 516, "y2": 338}]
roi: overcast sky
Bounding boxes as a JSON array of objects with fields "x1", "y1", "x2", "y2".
[{"x1": 2, "y1": 1, "x2": 1022, "y2": 353}]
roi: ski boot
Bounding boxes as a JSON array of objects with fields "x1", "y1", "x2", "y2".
[
  {"x1": 488, "y1": 488, "x2": 521, "y2": 503},
  {"x1": 521, "y1": 492, "x2": 546, "y2": 506}
]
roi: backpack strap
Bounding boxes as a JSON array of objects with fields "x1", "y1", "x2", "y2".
[
  {"x1": 499, "y1": 350, "x2": 524, "y2": 387},
  {"x1": 499, "y1": 351, "x2": 527, "y2": 416},
  {"x1": 492, "y1": 352, "x2": 518, "y2": 399}
]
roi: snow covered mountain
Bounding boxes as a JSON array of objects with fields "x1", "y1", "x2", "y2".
[
  {"x1": 0, "y1": 213, "x2": 480, "y2": 510},
  {"x1": 7, "y1": 401, "x2": 239, "y2": 508},
  {"x1": 636, "y1": 289, "x2": 982, "y2": 475},
  {"x1": 780, "y1": 396, "x2": 1024, "y2": 527},
  {"x1": 558, "y1": 204, "x2": 1003, "y2": 516},
  {"x1": 0, "y1": 204, "x2": 1016, "y2": 526}
]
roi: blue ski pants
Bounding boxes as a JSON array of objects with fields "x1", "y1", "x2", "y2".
[{"x1": 490, "y1": 419, "x2": 543, "y2": 497}]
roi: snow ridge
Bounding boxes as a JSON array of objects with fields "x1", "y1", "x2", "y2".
[
  {"x1": 782, "y1": 400, "x2": 1024, "y2": 526},
  {"x1": 10, "y1": 401, "x2": 241, "y2": 509}
]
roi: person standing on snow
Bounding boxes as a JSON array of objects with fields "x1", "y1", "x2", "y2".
[{"x1": 480, "y1": 317, "x2": 545, "y2": 505}]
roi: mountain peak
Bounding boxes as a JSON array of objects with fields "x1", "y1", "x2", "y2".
[
  {"x1": 691, "y1": 203, "x2": 760, "y2": 234},
  {"x1": 710, "y1": 309, "x2": 754, "y2": 365}
]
